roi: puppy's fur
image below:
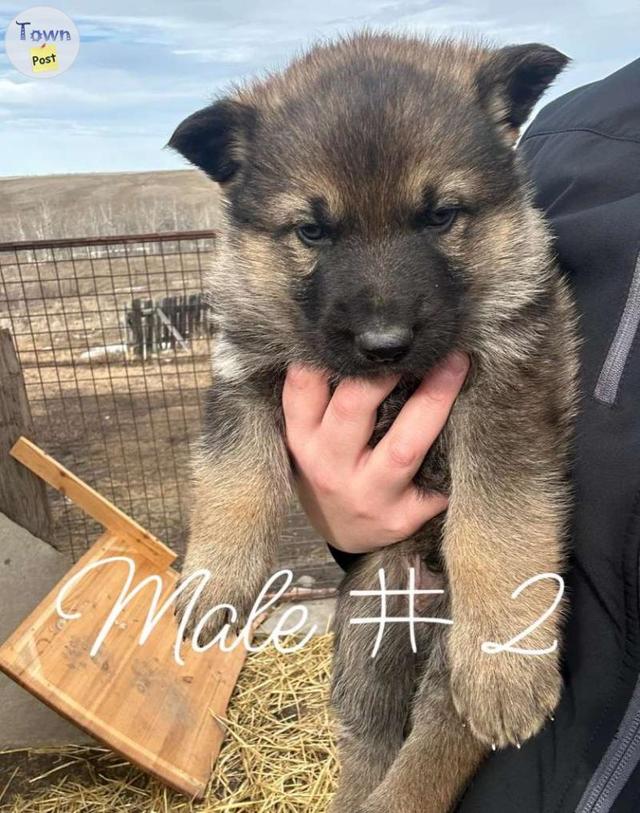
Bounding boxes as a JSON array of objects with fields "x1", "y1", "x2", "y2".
[{"x1": 170, "y1": 33, "x2": 578, "y2": 813}]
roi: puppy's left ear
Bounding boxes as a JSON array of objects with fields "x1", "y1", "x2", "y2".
[
  {"x1": 477, "y1": 44, "x2": 569, "y2": 140},
  {"x1": 168, "y1": 98, "x2": 256, "y2": 184}
]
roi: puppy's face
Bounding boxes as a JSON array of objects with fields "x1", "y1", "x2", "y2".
[{"x1": 170, "y1": 35, "x2": 567, "y2": 377}]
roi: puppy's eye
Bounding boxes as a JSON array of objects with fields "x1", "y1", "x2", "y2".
[
  {"x1": 415, "y1": 206, "x2": 461, "y2": 233},
  {"x1": 296, "y1": 222, "x2": 330, "y2": 246}
]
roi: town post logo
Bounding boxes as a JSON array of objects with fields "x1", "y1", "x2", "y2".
[{"x1": 5, "y1": 6, "x2": 80, "y2": 78}]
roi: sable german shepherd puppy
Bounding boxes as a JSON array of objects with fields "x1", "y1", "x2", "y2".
[{"x1": 170, "y1": 33, "x2": 578, "y2": 813}]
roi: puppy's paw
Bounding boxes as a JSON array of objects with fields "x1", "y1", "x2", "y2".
[
  {"x1": 450, "y1": 625, "x2": 561, "y2": 748},
  {"x1": 174, "y1": 556, "x2": 270, "y2": 643}
]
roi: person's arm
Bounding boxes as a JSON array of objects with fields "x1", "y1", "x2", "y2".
[{"x1": 282, "y1": 352, "x2": 469, "y2": 554}]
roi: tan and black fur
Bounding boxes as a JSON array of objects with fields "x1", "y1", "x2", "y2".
[{"x1": 170, "y1": 33, "x2": 578, "y2": 813}]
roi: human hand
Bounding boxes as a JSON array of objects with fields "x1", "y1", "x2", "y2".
[{"x1": 282, "y1": 353, "x2": 470, "y2": 554}]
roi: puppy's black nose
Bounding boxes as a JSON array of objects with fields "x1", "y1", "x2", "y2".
[{"x1": 355, "y1": 327, "x2": 412, "y2": 364}]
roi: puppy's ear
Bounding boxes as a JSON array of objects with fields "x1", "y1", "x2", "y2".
[
  {"x1": 168, "y1": 99, "x2": 256, "y2": 183},
  {"x1": 477, "y1": 44, "x2": 569, "y2": 141}
]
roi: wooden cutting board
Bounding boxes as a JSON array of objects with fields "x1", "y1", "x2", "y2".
[{"x1": 0, "y1": 437, "x2": 253, "y2": 799}]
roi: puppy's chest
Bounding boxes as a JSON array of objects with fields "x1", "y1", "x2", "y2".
[{"x1": 370, "y1": 378, "x2": 450, "y2": 495}]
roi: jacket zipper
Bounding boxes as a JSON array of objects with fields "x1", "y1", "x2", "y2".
[
  {"x1": 575, "y1": 513, "x2": 640, "y2": 813},
  {"x1": 575, "y1": 672, "x2": 640, "y2": 812},
  {"x1": 594, "y1": 249, "x2": 640, "y2": 404}
]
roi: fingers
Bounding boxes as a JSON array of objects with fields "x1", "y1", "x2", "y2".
[
  {"x1": 319, "y1": 373, "x2": 400, "y2": 465},
  {"x1": 283, "y1": 365, "x2": 331, "y2": 444},
  {"x1": 367, "y1": 352, "x2": 469, "y2": 491},
  {"x1": 392, "y1": 489, "x2": 450, "y2": 540},
  {"x1": 283, "y1": 354, "x2": 468, "y2": 556},
  {"x1": 284, "y1": 363, "x2": 400, "y2": 472}
]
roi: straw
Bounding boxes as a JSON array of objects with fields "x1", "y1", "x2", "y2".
[{"x1": 2, "y1": 634, "x2": 337, "y2": 813}]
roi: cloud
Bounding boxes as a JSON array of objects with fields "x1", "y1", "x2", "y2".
[
  {"x1": 0, "y1": 76, "x2": 100, "y2": 105},
  {"x1": 172, "y1": 47, "x2": 257, "y2": 64},
  {"x1": 0, "y1": 0, "x2": 638, "y2": 175}
]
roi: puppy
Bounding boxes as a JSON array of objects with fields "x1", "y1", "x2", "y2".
[{"x1": 170, "y1": 33, "x2": 578, "y2": 812}]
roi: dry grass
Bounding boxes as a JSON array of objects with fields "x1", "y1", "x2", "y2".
[
  {"x1": 0, "y1": 171, "x2": 220, "y2": 242},
  {"x1": 1, "y1": 634, "x2": 337, "y2": 813}
]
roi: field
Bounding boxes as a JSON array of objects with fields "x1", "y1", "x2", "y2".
[
  {"x1": 0, "y1": 172, "x2": 341, "y2": 587},
  {"x1": 0, "y1": 170, "x2": 220, "y2": 241}
]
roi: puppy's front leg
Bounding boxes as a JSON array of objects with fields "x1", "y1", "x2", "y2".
[
  {"x1": 177, "y1": 379, "x2": 292, "y2": 638},
  {"x1": 445, "y1": 376, "x2": 571, "y2": 749}
]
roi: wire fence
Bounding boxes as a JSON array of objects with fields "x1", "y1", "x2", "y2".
[{"x1": 0, "y1": 231, "x2": 340, "y2": 587}]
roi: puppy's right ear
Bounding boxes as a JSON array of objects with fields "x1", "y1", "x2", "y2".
[
  {"x1": 477, "y1": 44, "x2": 569, "y2": 145},
  {"x1": 168, "y1": 99, "x2": 256, "y2": 184}
]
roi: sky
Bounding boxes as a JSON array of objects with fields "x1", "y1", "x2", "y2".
[{"x1": 0, "y1": 1, "x2": 638, "y2": 177}]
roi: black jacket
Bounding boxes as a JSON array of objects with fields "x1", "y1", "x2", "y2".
[
  {"x1": 458, "y1": 58, "x2": 640, "y2": 813},
  {"x1": 332, "y1": 58, "x2": 640, "y2": 812}
]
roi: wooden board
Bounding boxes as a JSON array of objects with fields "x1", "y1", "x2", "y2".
[
  {"x1": 0, "y1": 439, "x2": 255, "y2": 799},
  {"x1": 10, "y1": 437, "x2": 175, "y2": 570}
]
